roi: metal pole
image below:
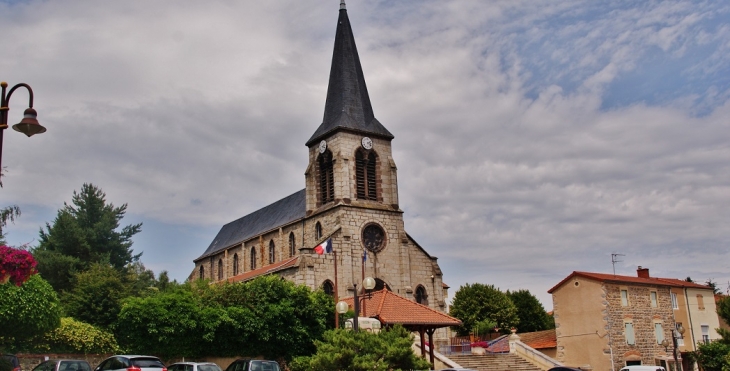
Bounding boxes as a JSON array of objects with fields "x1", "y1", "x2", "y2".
[
  {"x1": 0, "y1": 82, "x2": 9, "y2": 172},
  {"x1": 334, "y1": 250, "x2": 339, "y2": 329},
  {"x1": 353, "y1": 283, "x2": 359, "y2": 331},
  {"x1": 672, "y1": 331, "x2": 680, "y2": 371}
]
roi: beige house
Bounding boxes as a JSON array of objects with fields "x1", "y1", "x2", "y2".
[
  {"x1": 549, "y1": 267, "x2": 717, "y2": 371},
  {"x1": 190, "y1": 1, "x2": 449, "y2": 337}
]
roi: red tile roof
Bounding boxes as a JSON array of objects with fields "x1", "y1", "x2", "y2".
[
  {"x1": 225, "y1": 256, "x2": 299, "y2": 283},
  {"x1": 518, "y1": 329, "x2": 557, "y2": 349},
  {"x1": 342, "y1": 289, "x2": 461, "y2": 328},
  {"x1": 549, "y1": 271, "x2": 715, "y2": 293}
]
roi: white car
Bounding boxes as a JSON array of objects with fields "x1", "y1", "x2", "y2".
[{"x1": 168, "y1": 363, "x2": 222, "y2": 371}]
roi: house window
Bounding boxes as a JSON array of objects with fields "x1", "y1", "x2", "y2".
[
  {"x1": 621, "y1": 289, "x2": 629, "y2": 306},
  {"x1": 218, "y1": 259, "x2": 223, "y2": 280},
  {"x1": 671, "y1": 292, "x2": 679, "y2": 309},
  {"x1": 655, "y1": 323, "x2": 664, "y2": 344},
  {"x1": 651, "y1": 291, "x2": 658, "y2": 307},
  {"x1": 318, "y1": 150, "x2": 334, "y2": 204},
  {"x1": 233, "y1": 253, "x2": 239, "y2": 276},
  {"x1": 250, "y1": 247, "x2": 257, "y2": 270},
  {"x1": 322, "y1": 280, "x2": 334, "y2": 296},
  {"x1": 269, "y1": 240, "x2": 276, "y2": 264},
  {"x1": 355, "y1": 149, "x2": 377, "y2": 201},
  {"x1": 625, "y1": 322, "x2": 635, "y2": 345},
  {"x1": 289, "y1": 232, "x2": 296, "y2": 257},
  {"x1": 697, "y1": 294, "x2": 705, "y2": 310},
  {"x1": 676, "y1": 323, "x2": 684, "y2": 346},
  {"x1": 315, "y1": 222, "x2": 322, "y2": 240},
  {"x1": 199, "y1": 265, "x2": 204, "y2": 279},
  {"x1": 701, "y1": 325, "x2": 709, "y2": 343},
  {"x1": 415, "y1": 286, "x2": 428, "y2": 305}
]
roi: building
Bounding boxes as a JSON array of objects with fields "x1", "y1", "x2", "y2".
[
  {"x1": 548, "y1": 267, "x2": 719, "y2": 371},
  {"x1": 191, "y1": 1, "x2": 449, "y2": 327}
]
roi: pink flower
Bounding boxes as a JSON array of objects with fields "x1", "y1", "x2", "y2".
[{"x1": 0, "y1": 245, "x2": 38, "y2": 286}]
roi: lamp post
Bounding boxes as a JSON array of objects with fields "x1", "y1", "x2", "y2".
[
  {"x1": 0, "y1": 81, "x2": 46, "y2": 172},
  {"x1": 338, "y1": 276, "x2": 376, "y2": 332},
  {"x1": 661, "y1": 324, "x2": 685, "y2": 371}
]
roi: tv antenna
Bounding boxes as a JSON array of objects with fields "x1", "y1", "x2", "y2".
[{"x1": 611, "y1": 253, "x2": 625, "y2": 276}]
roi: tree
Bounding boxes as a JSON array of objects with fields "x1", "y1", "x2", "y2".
[
  {"x1": 290, "y1": 325, "x2": 431, "y2": 371},
  {"x1": 0, "y1": 274, "x2": 61, "y2": 349},
  {"x1": 449, "y1": 283, "x2": 518, "y2": 336},
  {"x1": 717, "y1": 296, "x2": 730, "y2": 343},
  {"x1": 33, "y1": 183, "x2": 142, "y2": 291},
  {"x1": 0, "y1": 245, "x2": 37, "y2": 286},
  {"x1": 0, "y1": 205, "x2": 20, "y2": 244},
  {"x1": 43, "y1": 317, "x2": 119, "y2": 354},
  {"x1": 689, "y1": 296, "x2": 730, "y2": 371},
  {"x1": 62, "y1": 263, "x2": 127, "y2": 329},
  {"x1": 507, "y1": 289, "x2": 554, "y2": 332},
  {"x1": 707, "y1": 279, "x2": 721, "y2": 295}
]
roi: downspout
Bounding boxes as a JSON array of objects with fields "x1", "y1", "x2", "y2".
[{"x1": 684, "y1": 288, "x2": 696, "y2": 351}]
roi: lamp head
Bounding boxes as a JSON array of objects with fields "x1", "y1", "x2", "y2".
[
  {"x1": 677, "y1": 323, "x2": 685, "y2": 335},
  {"x1": 336, "y1": 301, "x2": 349, "y2": 314},
  {"x1": 363, "y1": 276, "x2": 376, "y2": 290},
  {"x1": 12, "y1": 108, "x2": 46, "y2": 137},
  {"x1": 660, "y1": 338, "x2": 670, "y2": 351}
]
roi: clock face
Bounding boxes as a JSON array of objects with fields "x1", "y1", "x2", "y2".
[
  {"x1": 318, "y1": 140, "x2": 327, "y2": 154},
  {"x1": 361, "y1": 137, "x2": 373, "y2": 150}
]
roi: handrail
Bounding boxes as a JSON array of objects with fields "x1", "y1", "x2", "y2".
[{"x1": 514, "y1": 341, "x2": 563, "y2": 369}]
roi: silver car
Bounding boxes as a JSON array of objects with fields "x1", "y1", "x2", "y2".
[
  {"x1": 32, "y1": 360, "x2": 92, "y2": 371},
  {"x1": 168, "y1": 363, "x2": 221, "y2": 371}
]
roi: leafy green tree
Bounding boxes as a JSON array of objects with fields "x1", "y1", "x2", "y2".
[
  {"x1": 43, "y1": 317, "x2": 119, "y2": 354},
  {"x1": 690, "y1": 341, "x2": 730, "y2": 371},
  {"x1": 34, "y1": 183, "x2": 142, "y2": 291},
  {"x1": 449, "y1": 283, "x2": 518, "y2": 336},
  {"x1": 290, "y1": 325, "x2": 431, "y2": 371},
  {"x1": 62, "y1": 263, "x2": 127, "y2": 329},
  {"x1": 0, "y1": 274, "x2": 61, "y2": 349},
  {"x1": 0, "y1": 205, "x2": 20, "y2": 244},
  {"x1": 717, "y1": 296, "x2": 730, "y2": 343},
  {"x1": 507, "y1": 289, "x2": 554, "y2": 332}
]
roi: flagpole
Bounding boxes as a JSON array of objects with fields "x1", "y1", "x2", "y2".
[
  {"x1": 334, "y1": 249, "x2": 339, "y2": 329},
  {"x1": 361, "y1": 251, "x2": 366, "y2": 316}
]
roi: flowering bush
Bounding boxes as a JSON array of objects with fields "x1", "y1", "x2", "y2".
[{"x1": 0, "y1": 245, "x2": 37, "y2": 286}]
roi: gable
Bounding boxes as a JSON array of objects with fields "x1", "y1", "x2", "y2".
[{"x1": 196, "y1": 189, "x2": 306, "y2": 261}]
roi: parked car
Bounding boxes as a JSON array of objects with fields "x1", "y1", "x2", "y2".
[
  {"x1": 95, "y1": 356, "x2": 166, "y2": 371},
  {"x1": 32, "y1": 360, "x2": 92, "y2": 371},
  {"x1": 619, "y1": 366, "x2": 665, "y2": 371},
  {"x1": 548, "y1": 367, "x2": 584, "y2": 371},
  {"x1": 168, "y1": 363, "x2": 221, "y2": 371},
  {"x1": 1, "y1": 354, "x2": 21, "y2": 371},
  {"x1": 224, "y1": 360, "x2": 279, "y2": 371}
]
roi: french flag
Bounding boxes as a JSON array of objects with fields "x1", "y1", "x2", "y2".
[{"x1": 314, "y1": 238, "x2": 333, "y2": 254}]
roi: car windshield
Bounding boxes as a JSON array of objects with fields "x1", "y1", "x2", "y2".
[
  {"x1": 248, "y1": 361, "x2": 279, "y2": 371},
  {"x1": 198, "y1": 365, "x2": 221, "y2": 371},
  {"x1": 131, "y1": 359, "x2": 165, "y2": 368},
  {"x1": 60, "y1": 361, "x2": 91, "y2": 371}
]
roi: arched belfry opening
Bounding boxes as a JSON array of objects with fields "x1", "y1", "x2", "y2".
[{"x1": 318, "y1": 150, "x2": 334, "y2": 205}]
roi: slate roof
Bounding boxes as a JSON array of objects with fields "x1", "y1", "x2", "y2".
[
  {"x1": 548, "y1": 271, "x2": 715, "y2": 293},
  {"x1": 305, "y1": 3, "x2": 393, "y2": 147},
  {"x1": 226, "y1": 256, "x2": 300, "y2": 283},
  {"x1": 342, "y1": 289, "x2": 461, "y2": 328},
  {"x1": 196, "y1": 189, "x2": 306, "y2": 261}
]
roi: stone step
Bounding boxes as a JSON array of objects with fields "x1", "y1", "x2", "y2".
[{"x1": 444, "y1": 353, "x2": 543, "y2": 371}]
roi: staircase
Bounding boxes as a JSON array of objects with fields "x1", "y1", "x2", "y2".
[{"x1": 447, "y1": 353, "x2": 544, "y2": 371}]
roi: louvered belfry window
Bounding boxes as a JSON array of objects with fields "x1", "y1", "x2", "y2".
[
  {"x1": 356, "y1": 150, "x2": 377, "y2": 200},
  {"x1": 318, "y1": 150, "x2": 335, "y2": 204}
]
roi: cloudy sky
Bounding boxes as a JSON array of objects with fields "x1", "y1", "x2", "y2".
[{"x1": 1, "y1": 0, "x2": 729, "y2": 308}]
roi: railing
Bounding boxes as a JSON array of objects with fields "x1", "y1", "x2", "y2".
[{"x1": 513, "y1": 341, "x2": 563, "y2": 370}]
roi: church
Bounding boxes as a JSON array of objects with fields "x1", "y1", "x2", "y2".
[{"x1": 192, "y1": 1, "x2": 448, "y2": 315}]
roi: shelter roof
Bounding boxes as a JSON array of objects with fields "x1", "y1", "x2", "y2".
[
  {"x1": 342, "y1": 289, "x2": 461, "y2": 328},
  {"x1": 196, "y1": 189, "x2": 306, "y2": 261},
  {"x1": 548, "y1": 271, "x2": 714, "y2": 293},
  {"x1": 226, "y1": 256, "x2": 299, "y2": 283}
]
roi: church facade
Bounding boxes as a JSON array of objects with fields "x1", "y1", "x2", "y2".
[{"x1": 192, "y1": 2, "x2": 448, "y2": 316}]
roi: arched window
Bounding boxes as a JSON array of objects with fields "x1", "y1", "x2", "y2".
[
  {"x1": 289, "y1": 232, "x2": 296, "y2": 257},
  {"x1": 318, "y1": 150, "x2": 334, "y2": 204},
  {"x1": 233, "y1": 253, "x2": 239, "y2": 276},
  {"x1": 315, "y1": 222, "x2": 323, "y2": 240},
  {"x1": 250, "y1": 247, "x2": 257, "y2": 270},
  {"x1": 415, "y1": 285, "x2": 428, "y2": 305},
  {"x1": 355, "y1": 149, "x2": 377, "y2": 200},
  {"x1": 269, "y1": 240, "x2": 276, "y2": 264},
  {"x1": 218, "y1": 259, "x2": 223, "y2": 281},
  {"x1": 322, "y1": 280, "x2": 335, "y2": 297},
  {"x1": 199, "y1": 265, "x2": 204, "y2": 280},
  {"x1": 374, "y1": 278, "x2": 391, "y2": 291}
]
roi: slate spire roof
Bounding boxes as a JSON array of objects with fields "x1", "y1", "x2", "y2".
[{"x1": 305, "y1": 2, "x2": 394, "y2": 147}]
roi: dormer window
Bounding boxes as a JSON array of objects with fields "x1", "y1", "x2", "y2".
[
  {"x1": 318, "y1": 150, "x2": 335, "y2": 204},
  {"x1": 355, "y1": 149, "x2": 377, "y2": 200}
]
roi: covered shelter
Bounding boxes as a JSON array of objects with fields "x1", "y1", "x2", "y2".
[{"x1": 342, "y1": 289, "x2": 462, "y2": 366}]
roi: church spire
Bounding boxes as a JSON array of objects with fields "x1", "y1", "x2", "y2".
[{"x1": 306, "y1": 2, "x2": 393, "y2": 147}]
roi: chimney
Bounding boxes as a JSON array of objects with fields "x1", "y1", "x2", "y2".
[{"x1": 637, "y1": 266, "x2": 650, "y2": 278}]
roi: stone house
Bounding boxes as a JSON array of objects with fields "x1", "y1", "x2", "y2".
[
  {"x1": 191, "y1": 1, "x2": 449, "y2": 337},
  {"x1": 549, "y1": 267, "x2": 718, "y2": 371}
]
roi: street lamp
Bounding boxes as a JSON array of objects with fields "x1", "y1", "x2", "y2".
[
  {"x1": 335, "y1": 300, "x2": 348, "y2": 328},
  {"x1": 661, "y1": 324, "x2": 685, "y2": 371},
  {"x1": 0, "y1": 81, "x2": 46, "y2": 173},
  {"x1": 341, "y1": 276, "x2": 376, "y2": 331}
]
